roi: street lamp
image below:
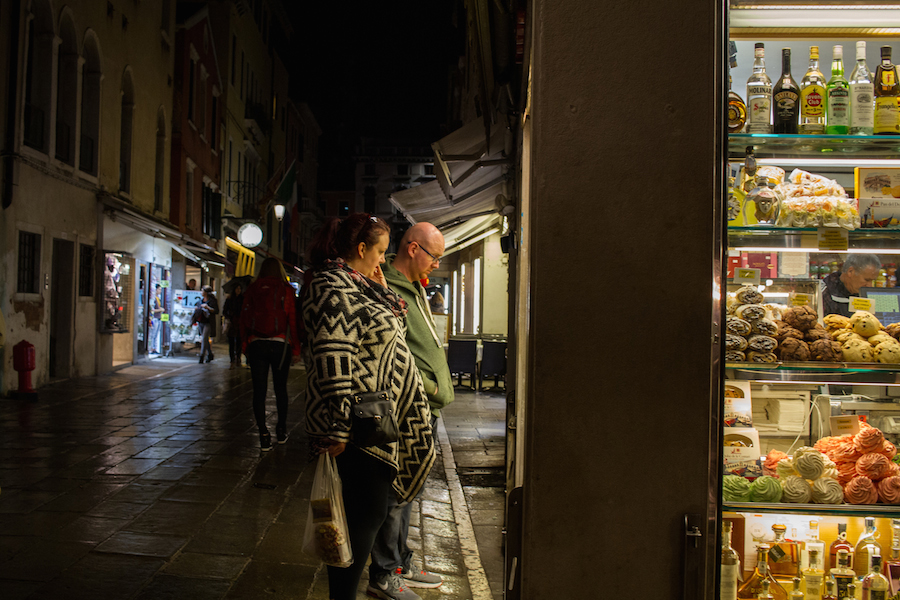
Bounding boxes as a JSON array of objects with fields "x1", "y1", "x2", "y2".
[{"x1": 274, "y1": 203, "x2": 285, "y2": 221}]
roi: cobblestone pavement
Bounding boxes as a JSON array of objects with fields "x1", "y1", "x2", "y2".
[{"x1": 0, "y1": 345, "x2": 506, "y2": 599}]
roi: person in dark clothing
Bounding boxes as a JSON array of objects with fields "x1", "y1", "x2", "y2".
[
  {"x1": 198, "y1": 285, "x2": 219, "y2": 363},
  {"x1": 222, "y1": 284, "x2": 245, "y2": 369},
  {"x1": 822, "y1": 254, "x2": 881, "y2": 317}
]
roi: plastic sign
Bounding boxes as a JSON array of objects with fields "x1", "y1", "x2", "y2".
[
  {"x1": 237, "y1": 223, "x2": 263, "y2": 248},
  {"x1": 790, "y1": 293, "x2": 812, "y2": 307},
  {"x1": 733, "y1": 268, "x2": 761, "y2": 285},
  {"x1": 161, "y1": 313, "x2": 169, "y2": 322},
  {"x1": 831, "y1": 415, "x2": 861, "y2": 436},
  {"x1": 850, "y1": 297, "x2": 874, "y2": 312},
  {"x1": 817, "y1": 228, "x2": 849, "y2": 251}
]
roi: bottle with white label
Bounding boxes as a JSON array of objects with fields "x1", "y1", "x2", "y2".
[
  {"x1": 801, "y1": 45, "x2": 827, "y2": 134},
  {"x1": 850, "y1": 41, "x2": 874, "y2": 135},
  {"x1": 722, "y1": 521, "x2": 741, "y2": 600},
  {"x1": 747, "y1": 43, "x2": 773, "y2": 133},
  {"x1": 826, "y1": 45, "x2": 850, "y2": 134}
]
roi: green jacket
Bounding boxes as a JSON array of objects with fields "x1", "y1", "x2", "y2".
[{"x1": 383, "y1": 254, "x2": 454, "y2": 417}]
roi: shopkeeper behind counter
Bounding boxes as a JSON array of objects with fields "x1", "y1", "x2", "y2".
[{"x1": 821, "y1": 254, "x2": 881, "y2": 317}]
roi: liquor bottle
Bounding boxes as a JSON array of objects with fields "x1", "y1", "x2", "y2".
[
  {"x1": 802, "y1": 549, "x2": 826, "y2": 600},
  {"x1": 849, "y1": 582, "x2": 858, "y2": 600},
  {"x1": 790, "y1": 577, "x2": 804, "y2": 600},
  {"x1": 723, "y1": 521, "x2": 742, "y2": 600},
  {"x1": 747, "y1": 43, "x2": 773, "y2": 134},
  {"x1": 729, "y1": 41, "x2": 748, "y2": 134},
  {"x1": 758, "y1": 579, "x2": 776, "y2": 600},
  {"x1": 804, "y1": 521, "x2": 826, "y2": 571},
  {"x1": 862, "y1": 555, "x2": 890, "y2": 600},
  {"x1": 801, "y1": 45, "x2": 827, "y2": 133},
  {"x1": 826, "y1": 45, "x2": 850, "y2": 134},
  {"x1": 850, "y1": 41, "x2": 875, "y2": 135},
  {"x1": 823, "y1": 579, "x2": 837, "y2": 600},
  {"x1": 855, "y1": 517, "x2": 882, "y2": 579},
  {"x1": 740, "y1": 544, "x2": 789, "y2": 600},
  {"x1": 773, "y1": 48, "x2": 800, "y2": 134},
  {"x1": 831, "y1": 549, "x2": 857, "y2": 599},
  {"x1": 874, "y1": 45, "x2": 900, "y2": 135},
  {"x1": 885, "y1": 519, "x2": 900, "y2": 569},
  {"x1": 830, "y1": 523, "x2": 854, "y2": 572},
  {"x1": 770, "y1": 523, "x2": 801, "y2": 583}
]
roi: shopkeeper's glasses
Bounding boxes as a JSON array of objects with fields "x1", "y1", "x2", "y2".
[{"x1": 410, "y1": 240, "x2": 441, "y2": 265}]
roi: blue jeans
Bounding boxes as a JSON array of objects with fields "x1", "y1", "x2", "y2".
[{"x1": 369, "y1": 414, "x2": 438, "y2": 579}]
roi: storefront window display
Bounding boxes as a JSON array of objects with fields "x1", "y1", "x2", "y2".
[
  {"x1": 101, "y1": 252, "x2": 131, "y2": 333},
  {"x1": 171, "y1": 289, "x2": 202, "y2": 344}
]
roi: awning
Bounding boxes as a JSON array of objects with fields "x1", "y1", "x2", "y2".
[{"x1": 390, "y1": 119, "x2": 511, "y2": 236}]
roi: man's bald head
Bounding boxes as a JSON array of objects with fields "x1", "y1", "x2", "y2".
[{"x1": 394, "y1": 222, "x2": 445, "y2": 283}]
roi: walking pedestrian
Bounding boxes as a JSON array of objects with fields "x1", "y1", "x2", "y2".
[
  {"x1": 369, "y1": 222, "x2": 454, "y2": 597},
  {"x1": 148, "y1": 283, "x2": 164, "y2": 354},
  {"x1": 222, "y1": 283, "x2": 245, "y2": 369},
  {"x1": 301, "y1": 214, "x2": 435, "y2": 600},
  {"x1": 240, "y1": 258, "x2": 298, "y2": 451},
  {"x1": 197, "y1": 285, "x2": 218, "y2": 363}
]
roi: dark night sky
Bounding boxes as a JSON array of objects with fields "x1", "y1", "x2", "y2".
[{"x1": 286, "y1": 1, "x2": 462, "y2": 190}]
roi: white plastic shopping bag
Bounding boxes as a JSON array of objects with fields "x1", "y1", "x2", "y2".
[{"x1": 302, "y1": 453, "x2": 353, "y2": 567}]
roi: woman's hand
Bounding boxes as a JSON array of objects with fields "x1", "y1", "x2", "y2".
[
  {"x1": 320, "y1": 441, "x2": 346, "y2": 457},
  {"x1": 371, "y1": 264, "x2": 388, "y2": 288}
]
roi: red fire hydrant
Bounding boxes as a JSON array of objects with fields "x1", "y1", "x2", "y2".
[{"x1": 13, "y1": 340, "x2": 37, "y2": 400}]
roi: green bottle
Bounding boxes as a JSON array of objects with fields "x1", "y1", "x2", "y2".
[{"x1": 826, "y1": 45, "x2": 850, "y2": 134}]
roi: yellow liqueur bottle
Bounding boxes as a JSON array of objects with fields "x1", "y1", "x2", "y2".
[
  {"x1": 802, "y1": 549, "x2": 826, "y2": 600},
  {"x1": 801, "y1": 45, "x2": 827, "y2": 134},
  {"x1": 769, "y1": 524, "x2": 801, "y2": 584},
  {"x1": 874, "y1": 45, "x2": 900, "y2": 135},
  {"x1": 740, "y1": 544, "x2": 789, "y2": 600}
]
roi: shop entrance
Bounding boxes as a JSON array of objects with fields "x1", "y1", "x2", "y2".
[{"x1": 49, "y1": 238, "x2": 75, "y2": 379}]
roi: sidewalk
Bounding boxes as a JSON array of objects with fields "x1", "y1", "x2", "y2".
[{"x1": 0, "y1": 344, "x2": 506, "y2": 599}]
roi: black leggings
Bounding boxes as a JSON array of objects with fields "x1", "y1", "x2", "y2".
[
  {"x1": 327, "y1": 445, "x2": 395, "y2": 600},
  {"x1": 248, "y1": 340, "x2": 290, "y2": 433},
  {"x1": 228, "y1": 335, "x2": 241, "y2": 363}
]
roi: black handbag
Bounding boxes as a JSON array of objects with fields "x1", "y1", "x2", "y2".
[{"x1": 350, "y1": 390, "x2": 399, "y2": 447}]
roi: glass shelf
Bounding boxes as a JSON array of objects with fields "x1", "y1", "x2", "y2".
[
  {"x1": 724, "y1": 502, "x2": 900, "y2": 518},
  {"x1": 728, "y1": 227, "x2": 900, "y2": 251},
  {"x1": 729, "y1": 134, "x2": 900, "y2": 161},
  {"x1": 727, "y1": 362, "x2": 900, "y2": 384}
]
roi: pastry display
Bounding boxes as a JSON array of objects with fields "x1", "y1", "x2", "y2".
[
  {"x1": 855, "y1": 452, "x2": 893, "y2": 480},
  {"x1": 850, "y1": 311, "x2": 883, "y2": 338},
  {"x1": 809, "y1": 339, "x2": 843, "y2": 362},
  {"x1": 750, "y1": 475, "x2": 784, "y2": 502},
  {"x1": 747, "y1": 351, "x2": 778, "y2": 363},
  {"x1": 783, "y1": 306, "x2": 818, "y2": 331},
  {"x1": 794, "y1": 450, "x2": 826, "y2": 480},
  {"x1": 723, "y1": 474, "x2": 752, "y2": 502},
  {"x1": 725, "y1": 350, "x2": 746, "y2": 361},
  {"x1": 726, "y1": 316, "x2": 752, "y2": 336},
  {"x1": 777, "y1": 337, "x2": 810, "y2": 362},
  {"x1": 844, "y1": 476, "x2": 879, "y2": 505},
  {"x1": 782, "y1": 475, "x2": 813, "y2": 503},
  {"x1": 747, "y1": 335, "x2": 777, "y2": 352},
  {"x1": 752, "y1": 318, "x2": 778, "y2": 336},
  {"x1": 804, "y1": 325, "x2": 830, "y2": 342},
  {"x1": 774, "y1": 169, "x2": 860, "y2": 230},
  {"x1": 874, "y1": 341, "x2": 900, "y2": 364},
  {"x1": 824, "y1": 314, "x2": 851, "y2": 333},
  {"x1": 735, "y1": 304, "x2": 767, "y2": 322},
  {"x1": 877, "y1": 476, "x2": 900, "y2": 504},
  {"x1": 725, "y1": 334, "x2": 748, "y2": 351},
  {"x1": 735, "y1": 285, "x2": 764, "y2": 305},
  {"x1": 842, "y1": 338, "x2": 875, "y2": 363},
  {"x1": 812, "y1": 477, "x2": 844, "y2": 504}
]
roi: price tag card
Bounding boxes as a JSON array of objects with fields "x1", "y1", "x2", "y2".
[
  {"x1": 161, "y1": 313, "x2": 170, "y2": 322},
  {"x1": 831, "y1": 415, "x2": 861, "y2": 436},
  {"x1": 733, "y1": 268, "x2": 761, "y2": 285},
  {"x1": 160, "y1": 281, "x2": 170, "y2": 288},
  {"x1": 849, "y1": 297, "x2": 874, "y2": 312},
  {"x1": 790, "y1": 293, "x2": 812, "y2": 306},
  {"x1": 818, "y1": 228, "x2": 849, "y2": 251}
]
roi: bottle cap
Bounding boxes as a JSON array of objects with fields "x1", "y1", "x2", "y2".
[
  {"x1": 810, "y1": 46, "x2": 819, "y2": 59},
  {"x1": 756, "y1": 43, "x2": 765, "y2": 57},
  {"x1": 883, "y1": 45, "x2": 892, "y2": 58},
  {"x1": 834, "y1": 45, "x2": 843, "y2": 59}
]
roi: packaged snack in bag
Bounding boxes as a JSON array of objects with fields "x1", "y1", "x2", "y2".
[{"x1": 302, "y1": 453, "x2": 353, "y2": 567}]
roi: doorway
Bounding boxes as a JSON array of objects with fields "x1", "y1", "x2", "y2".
[{"x1": 49, "y1": 238, "x2": 75, "y2": 379}]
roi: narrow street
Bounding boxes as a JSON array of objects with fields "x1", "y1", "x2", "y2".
[{"x1": 0, "y1": 344, "x2": 506, "y2": 600}]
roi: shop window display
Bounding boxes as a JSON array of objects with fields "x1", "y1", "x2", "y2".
[{"x1": 101, "y1": 252, "x2": 131, "y2": 333}]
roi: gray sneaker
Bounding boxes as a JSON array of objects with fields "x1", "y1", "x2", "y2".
[
  {"x1": 402, "y1": 566, "x2": 443, "y2": 589},
  {"x1": 366, "y1": 569, "x2": 421, "y2": 600}
]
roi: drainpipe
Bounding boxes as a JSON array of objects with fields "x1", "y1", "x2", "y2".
[{"x1": 2, "y1": 0, "x2": 21, "y2": 209}]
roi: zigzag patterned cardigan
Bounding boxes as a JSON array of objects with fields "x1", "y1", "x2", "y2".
[{"x1": 302, "y1": 264, "x2": 435, "y2": 502}]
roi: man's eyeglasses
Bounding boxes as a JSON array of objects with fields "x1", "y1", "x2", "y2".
[{"x1": 410, "y1": 240, "x2": 441, "y2": 264}]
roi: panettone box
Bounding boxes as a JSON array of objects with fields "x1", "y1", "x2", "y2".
[
  {"x1": 723, "y1": 427, "x2": 762, "y2": 479},
  {"x1": 859, "y1": 198, "x2": 900, "y2": 228},
  {"x1": 855, "y1": 167, "x2": 900, "y2": 199}
]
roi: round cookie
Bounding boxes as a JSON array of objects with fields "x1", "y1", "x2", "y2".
[
  {"x1": 886, "y1": 322, "x2": 900, "y2": 340},
  {"x1": 834, "y1": 330, "x2": 867, "y2": 345},
  {"x1": 875, "y1": 341, "x2": 900, "y2": 364},
  {"x1": 804, "y1": 325, "x2": 831, "y2": 342},
  {"x1": 842, "y1": 338, "x2": 874, "y2": 363},
  {"x1": 809, "y1": 339, "x2": 843, "y2": 362},
  {"x1": 850, "y1": 311, "x2": 882, "y2": 338},
  {"x1": 868, "y1": 333, "x2": 897, "y2": 347},
  {"x1": 774, "y1": 321, "x2": 805, "y2": 343},
  {"x1": 783, "y1": 306, "x2": 818, "y2": 331},
  {"x1": 778, "y1": 338, "x2": 810, "y2": 362},
  {"x1": 824, "y1": 313, "x2": 851, "y2": 333}
]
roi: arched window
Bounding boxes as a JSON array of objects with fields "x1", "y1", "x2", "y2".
[
  {"x1": 80, "y1": 33, "x2": 101, "y2": 175},
  {"x1": 23, "y1": 0, "x2": 54, "y2": 152},
  {"x1": 55, "y1": 12, "x2": 77, "y2": 165},
  {"x1": 155, "y1": 107, "x2": 166, "y2": 212},
  {"x1": 119, "y1": 70, "x2": 134, "y2": 194}
]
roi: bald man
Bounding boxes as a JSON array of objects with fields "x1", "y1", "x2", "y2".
[{"x1": 367, "y1": 223, "x2": 452, "y2": 598}]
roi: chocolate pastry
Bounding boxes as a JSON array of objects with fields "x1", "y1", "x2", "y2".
[
  {"x1": 734, "y1": 304, "x2": 767, "y2": 322},
  {"x1": 747, "y1": 334, "x2": 778, "y2": 352},
  {"x1": 726, "y1": 350, "x2": 746, "y2": 362},
  {"x1": 752, "y1": 318, "x2": 778, "y2": 336},
  {"x1": 774, "y1": 320, "x2": 805, "y2": 343},
  {"x1": 735, "y1": 285, "x2": 764, "y2": 305},
  {"x1": 778, "y1": 337, "x2": 810, "y2": 361},
  {"x1": 886, "y1": 322, "x2": 900, "y2": 340},
  {"x1": 726, "y1": 316, "x2": 752, "y2": 336},
  {"x1": 726, "y1": 334, "x2": 749, "y2": 351},
  {"x1": 804, "y1": 325, "x2": 831, "y2": 342},
  {"x1": 783, "y1": 305, "x2": 818, "y2": 331},
  {"x1": 810, "y1": 339, "x2": 843, "y2": 362},
  {"x1": 747, "y1": 351, "x2": 778, "y2": 363}
]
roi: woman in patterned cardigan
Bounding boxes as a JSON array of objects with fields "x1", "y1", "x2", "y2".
[{"x1": 301, "y1": 214, "x2": 435, "y2": 600}]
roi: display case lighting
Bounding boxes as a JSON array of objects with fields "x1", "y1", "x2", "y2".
[
  {"x1": 734, "y1": 247, "x2": 900, "y2": 255},
  {"x1": 756, "y1": 158, "x2": 900, "y2": 168}
]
